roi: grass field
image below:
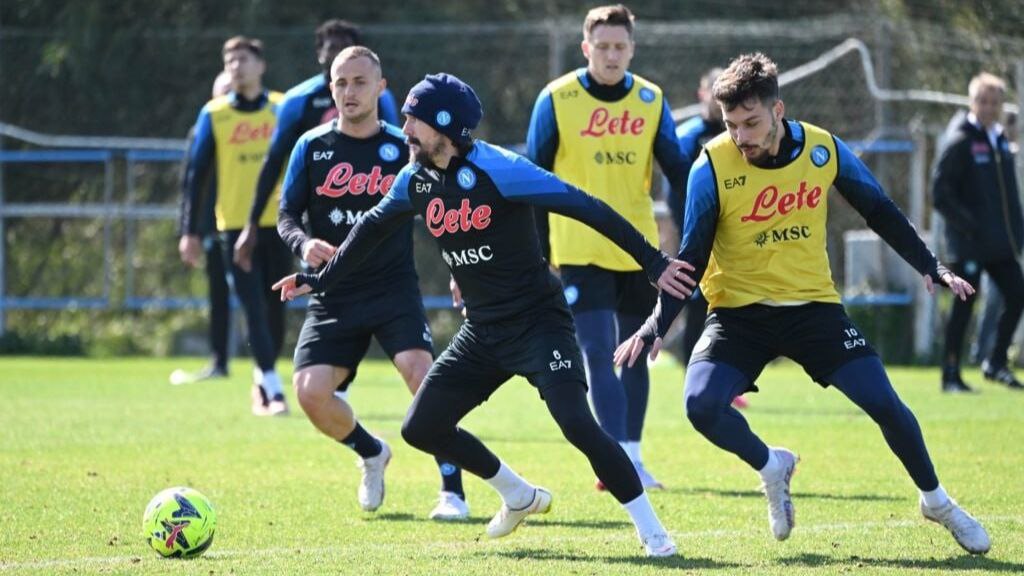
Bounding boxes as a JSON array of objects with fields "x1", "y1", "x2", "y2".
[{"x1": 0, "y1": 356, "x2": 1022, "y2": 575}]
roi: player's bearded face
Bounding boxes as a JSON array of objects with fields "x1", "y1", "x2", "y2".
[
  {"x1": 403, "y1": 118, "x2": 447, "y2": 167},
  {"x1": 724, "y1": 98, "x2": 782, "y2": 167}
]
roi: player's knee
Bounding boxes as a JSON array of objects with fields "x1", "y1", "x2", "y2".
[
  {"x1": 684, "y1": 390, "x2": 721, "y2": 434},
  {"x1": 400, "y1": 410, "x2": 438, "y2": 452},
  {"x1": 293, "y1": 371, "x2": 335, "y2": 412},
  {"x1": 555, "y1": 409, "x2": 600, "y2": 448}
]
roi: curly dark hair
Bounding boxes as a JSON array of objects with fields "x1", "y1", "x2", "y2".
[{"x1": 713, "y1": 53, "x2": 779, "y2": 111}]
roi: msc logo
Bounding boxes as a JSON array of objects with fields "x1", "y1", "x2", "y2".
[
  {"x1": 313, "y1": 150, "x2": 334, "y2": 161},
  {"x1": 312, "y1": 97, "x2": 333, "y2": 108},
  {"x1": 723, "y1": 176, "x2": 746, "y2": 189},
  {"x1": 811, "y1": 145, "x2": 831, "y2": 167},
  {"x1": 378, "y1": 143, "x2": 400, "y2": 162},
  {"x1": 594, "y1": 151, "x2": 637, "y2": 165},
  {"x1": 441, "y1": 244, "x2": 494, "y2": 267},
  {"x1": 549, "y1": 349, "x2": 572, "y2": 371},
  {"x1": 436, "y1": 110, "x2": 452, "y2": 126},
  {"x1": 456, "y1": 167, "x2": 477, "y2": 190},
  {"x1": 754, "y1": 225, "x2": 812, "y2": 247},
  {"x1": 328, "y1": 207, "x2": 366, "y2": 226}
]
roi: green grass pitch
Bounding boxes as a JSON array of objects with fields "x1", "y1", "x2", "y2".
[{"x1": 0, "y1": 356, "x2": 1021, "y2": 575}]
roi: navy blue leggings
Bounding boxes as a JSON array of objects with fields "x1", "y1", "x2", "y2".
[
  {"x1": 684, "y1": 357, "x2": 938, "y2": 490},
  {"x1": 576, "y1": 310, "x2": 650, "y2": 442}
]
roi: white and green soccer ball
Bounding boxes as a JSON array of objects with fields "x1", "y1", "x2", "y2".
[{"x1": 142, "y1": 487, "x2": 217, "y2": 558}]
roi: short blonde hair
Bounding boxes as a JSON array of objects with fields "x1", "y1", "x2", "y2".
[{"x1": 968, "y1": 72, "x2": 1006, "y2": 100}]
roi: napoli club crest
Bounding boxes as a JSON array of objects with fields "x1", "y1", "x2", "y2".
[
  {"x1": 436, "y1": 110, "x2": 452, "y2": 126},
  {"x1": 456, "y1": 167, "x2": 476, "y2": 190},
  {"x1": 811, "y1": 145, "x2": 830, "y2": 167},
  {"x1": 379, "y1": 143, "x2": 400, "y2": 162},
  {"x1": 638, "y1": 87, "x2": 656, "y2": 103}
]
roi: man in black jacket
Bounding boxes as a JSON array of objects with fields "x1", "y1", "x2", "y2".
[{"x1": 934, "y1": 72, "x2": 1024, "y2": 392}]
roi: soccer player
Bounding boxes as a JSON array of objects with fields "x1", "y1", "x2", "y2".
[
  {"x1": 273, "y1": 73, "x2": 695, "y2": 557},
  {"x1": 180, "y1": 36, "x2": 292, "y2": 416},
  {"x1": 615, "y1": 53, "x2": 991, "y2": 555},
  {"x1": 171, "y1": 71, "x2": 234, "y2": 386},
  {"x1": 275, "y1": 46, "x2": 467, "y2": 519},
  {"x1": 526, "y1": 4, "x2": 689, "y2": 491},
  {"x1": 234, "y1": 19, "x2": 399, "y2": 269}
]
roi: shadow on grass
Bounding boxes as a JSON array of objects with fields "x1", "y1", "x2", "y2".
[
  {"x1": 777, "y1": 552, "x2": 1023, "y2": 573},
  {"x1": 530, "y1": 518, "x2": 632, "y2": 530},
  {"x1": 672, "y1": 486, "x2": 903, "y2": 502},
  {"x1": 485, "y1": 547, "x2": 745, "y2": 570}
]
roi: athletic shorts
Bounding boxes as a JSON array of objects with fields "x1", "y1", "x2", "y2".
[
  {"x1": 689, "y1": 302, "x2": 878, "y2": 390},
  {"x1": 293, "y1": 289, "x2": 434, "y2": 387},
  {"x1": 559, "y1": 265, "x2": 657, "y2": 316},
  {"x1": 422, "y1": 303, "x2": 587, "y2": 405}
]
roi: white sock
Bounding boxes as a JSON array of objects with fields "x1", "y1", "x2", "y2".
[
  {"x1": 252, "y1": 366, "x2": 264, "y2": 385},
  {"x1": 334, "y1": 390, "x2": 350, "y2": 402},
  {"x1": 623, "y1": 492, "x2": 666, "y2": 539},
  {"x1": 622, "y1": 441, "x2": 641, "y2": 463},
  {"x1": 758, "y1": 449, "x2": 781, "y2": 479},
  {"x1": 920, "y1": 484, "x2": 951, "y2": 508},
  {"x1": 261, "y1": 371, "x2": 283, "y2": 398},
  {"x1": 484, "y1": 462, "x2": 534, "y2": 509}
]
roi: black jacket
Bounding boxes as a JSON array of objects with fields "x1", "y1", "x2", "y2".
[{"x1": 933, "y1": 116, "x2": 1024, "y2": 262}]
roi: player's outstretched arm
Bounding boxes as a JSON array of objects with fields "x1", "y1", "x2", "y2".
[{"x1": 614, "y1": 153, "x2": 720, "y2": 368}]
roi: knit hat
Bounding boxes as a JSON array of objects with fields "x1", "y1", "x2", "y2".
[{"x1": 401, "y1": 73, "x2": 483, "y2": 144}]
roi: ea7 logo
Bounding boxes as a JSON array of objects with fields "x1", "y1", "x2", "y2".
[
  {"x1": 549, "y1": 349, "x2": 572, "y2": 371},
  {"x1": 723, "y1": 176, "x2": 746, "y2": 189},
  {"x1": 313, "y1": 151, "x2": 334, "y2": 161},
  {"x1": 415, "y1": 182, "x2": 432, "y2": 194}
]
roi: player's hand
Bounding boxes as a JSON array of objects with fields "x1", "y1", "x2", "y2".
[
  {"x1": 449, "y1": 276, "x2": 463, "y2": 308},
  {"x1": 926, "y1": 270, "x2": 975, "y2": 301},
  {"x1": 657, "y1": 259, "x2": 696, "y2": 300},
  {"x1": 178, "y1": 235, "x2": 202, "y2": 268},
  {"x1": 271, "y1": 274, "x2": 313, "y2": 302},
  {"x1": 302, "y1": 239, "x2": 337, "y2": 268},
  {"x1": 614, "y1": 334, "x2": 662, "y2": 368},
  {"x1": 233, "y1": 224, "x2": 257, "y2": 273}
]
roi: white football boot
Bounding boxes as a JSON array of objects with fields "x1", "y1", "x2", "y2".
[
  {"x1": 486, "y1": 487, "x2": 552, "y2": 538},
  {"x1": 760, "y1": 447, "x2": 798, "y2": 541},
  {"x1": 429, "y1": 491, "x2": 470, "y2": 521},
  {"x1": 921, "y1": 498, "x2": 991, "y2": 554},
  {"x1": 356, "y1": 440, "x2": 391, "y2": 511}
]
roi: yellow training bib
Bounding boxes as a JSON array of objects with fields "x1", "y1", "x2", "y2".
[
  {"x1": 547, "y1": 72, "x2": 662, "y2": 271},
  {"x1": 701, "y1": 121, "x2": 841, "y2": 308},
  {"x1": 208, "y1": 91, "x2": 283, "y2": 231}
]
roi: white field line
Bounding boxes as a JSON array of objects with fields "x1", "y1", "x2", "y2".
[{"x1": 1, "y1": 515, "x2": 1021, "y2": 571}]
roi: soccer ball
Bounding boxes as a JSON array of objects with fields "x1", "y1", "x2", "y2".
[{"x1": 142, "y1": 487, "x2": 217, "y2": 558}]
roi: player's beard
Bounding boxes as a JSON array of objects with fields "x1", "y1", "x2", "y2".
[
  {"x1": 743, "y1": 116, "x2": 779, "y2": 168},
  {"x1": 410, "y1": 136, "x2": 445, "y2": 168}
]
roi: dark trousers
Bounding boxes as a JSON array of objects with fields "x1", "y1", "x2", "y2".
[
  {"x1": 943, "y1": 258, "x2": 1024, "y2": 369},
  {"x1": 204, "y1": 235, "x2": 231, "y2": 370},
  {"x1": 221, "y1": 227, "x2": 293, "y2": 370}
]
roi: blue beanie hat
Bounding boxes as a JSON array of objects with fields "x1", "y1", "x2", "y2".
[{"x1": 401, "y1": 73, "x2": 483, "y2": 145}]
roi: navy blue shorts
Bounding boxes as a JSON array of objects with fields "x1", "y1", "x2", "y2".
[
  {"x1": 293, "y1": 289, "x2": 434, "y2": 387},
  {"x1": 423, "y1": 303, "x2": 587, "y2": 405},
  {"x1": 690, "y1": 302, "x2": 878, "y2": 390},
  {"x1": 559, "y1": 265, "x2": 656, "y2": 316}
]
